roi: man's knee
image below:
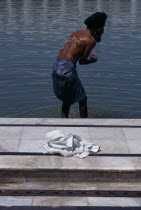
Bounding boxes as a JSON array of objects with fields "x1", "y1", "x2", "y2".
[
  {"x1": 62, "y1": 102, "x2": 71, "y2": 113},
  {"x1": 79, "y1": 97, "x2": 88, "y2": 118},
  {"x1": 79, "y1": 96, "x2": 87, "y2": 106},
  {"x1": 62, "y1": 102, "x2": 71, "y2": 108}
]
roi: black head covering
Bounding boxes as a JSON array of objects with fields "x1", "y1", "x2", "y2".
[{"x1": 84, "y1": 12, "x2": 107, "y2": 28}]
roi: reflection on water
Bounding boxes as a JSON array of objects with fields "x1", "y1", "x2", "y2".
[{"x1": 0, "y1": 0, "x2": 141, "y2": 118}]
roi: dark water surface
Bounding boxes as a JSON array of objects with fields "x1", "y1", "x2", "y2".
[{"x1": 0, "y1": 0, "x2": 141, "y2": 118}]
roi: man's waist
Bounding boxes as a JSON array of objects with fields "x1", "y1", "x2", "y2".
[
  {"x1": 57, "y1": 57, "x2": 77, "y2": 66},
  {"x1": 52, "y1": 72, "x2": 78, "y2": 79}
]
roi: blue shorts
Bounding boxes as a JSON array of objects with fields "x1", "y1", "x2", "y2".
[{"x1": 51, "y1": 58, "x2": 86, "y2": 104}]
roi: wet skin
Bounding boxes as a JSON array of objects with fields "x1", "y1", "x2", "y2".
[
  {"x1": 58, "y1": 27, "x2": 104, "y2": 65},
  {"x1": 57, "y1": 27, "x2": 104, "y2": 118}
]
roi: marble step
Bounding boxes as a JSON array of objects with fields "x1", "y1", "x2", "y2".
[
  {"x1": 0, "y1": 177, "x2": 141, "y2": 191},
  {"x1": 0, "y1": 183, "x2": 140, "y2": 198},
  {"x1": 0, "y1": 155, "x2": 140, "y2": 196},
  {"x1": 0, "y1": 155, "x2": 140, "y2": 180},
  {"x1": 1, "y1": 196, "x2": 141, "y2": 207},
  {"x1": 1, "y1": 118, "x2": 141, "y2": 126},
  {"x1": 0, "y1": 177, "x2": 141, "y2": 197}
]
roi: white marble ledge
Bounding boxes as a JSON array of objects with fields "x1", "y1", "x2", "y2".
[
  {"x1": 38, "y1": 156, "x2": 135, "y2": 171},
  {"x1": 0, "y1": 118, "x2": 141, "y2": 126},
  {"x1": 0, "y1": 155, "x2": 140, "y2": 172}
]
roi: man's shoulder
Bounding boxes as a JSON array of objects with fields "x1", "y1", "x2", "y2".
[
  {"x1": 88, "y1": 36, "x2": 96, "y2": 44},
  {"x1": 85, "y1": 35, "x2": 96, "y2": 46},
  {"x1": 70, "y1": 29, "x2": 96, "y2": 46}
]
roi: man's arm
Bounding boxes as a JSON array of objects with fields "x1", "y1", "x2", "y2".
[{"x1": 79, "y1": 39, "x2": 96, "y2": 65}]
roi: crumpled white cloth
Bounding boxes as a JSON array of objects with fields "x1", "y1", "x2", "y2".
[{"x1": 43, "y1": 130, "x2": 100, "y2": 158}]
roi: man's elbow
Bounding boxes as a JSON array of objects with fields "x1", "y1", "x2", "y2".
[
  {"x1": 79, "y1": 59, "x2": 88, "y2": 65},
  {"x1": 79, "y1": 61, "x2": 85, "y2": 65}
]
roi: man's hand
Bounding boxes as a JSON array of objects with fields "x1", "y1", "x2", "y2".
[
  {"x1": 89, "y1": 54, "x2": 97, "y2": 63},
  {"x1": 79, "y1": 53, "x2": 97, "y2": 65}
]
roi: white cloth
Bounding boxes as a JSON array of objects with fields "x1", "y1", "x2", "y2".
[{"x1": 43, "y1": 130, "x2": 100, "y2": 158}]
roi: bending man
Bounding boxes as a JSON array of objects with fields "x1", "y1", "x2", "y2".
[{"x1": 51, "y1": 12, "x2": 107, "y2": 118}]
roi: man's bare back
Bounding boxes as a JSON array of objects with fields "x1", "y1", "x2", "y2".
[{"x1": 58, "y1": 29, "x2": 97, "y2": 64}]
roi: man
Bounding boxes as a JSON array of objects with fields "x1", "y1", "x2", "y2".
[{"x1": 51, "y1": 12, "x2": 107, "y2": 118}]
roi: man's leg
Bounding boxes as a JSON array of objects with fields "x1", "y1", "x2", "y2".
[
  {"x1": 79, "y1": 97, "x2": 88, "y2": 118},
  {"x1": 61, "y1": 102, "x2": 71, "y2": 118}
]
